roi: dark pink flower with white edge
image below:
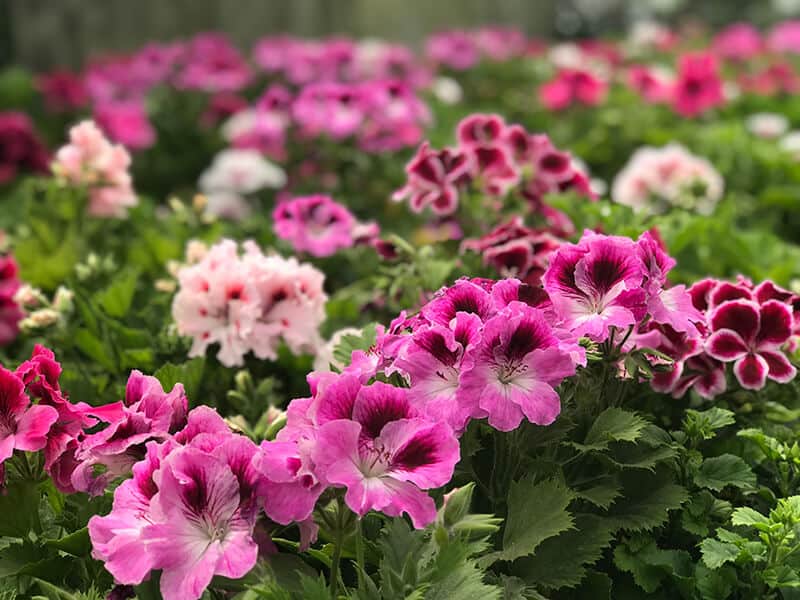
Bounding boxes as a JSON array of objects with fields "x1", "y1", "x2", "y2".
[
  {"x1": 539, "y1": 69, "x2": 608, "y2": 111},
  {"x1": 422, "y1": 278, "x2": 494, "y2": 326},
  {"x1": 273, "y1": 195, "x2": 357, "y2": 257},
  {"x1": 671, "y1": 354, "x2": 728, "y2": 399},
  {"x1": 311, "y1": 382, "x2": 460, "y2": 528},
  {"x1": 671, "y1": 53, "x2": 725, "y2": 118},
  {"x1": 456, "y1": 113, "x2": 506, "y2": 147},
  {"x1": 468, "y1": 142, "x2": 520, "y2": 196},
  {"x1": 0, "y1": 365, "x2": 58, "y2": 466},
  {"x1": 459, "y1": 301, "x2": 576, "y2": 431},
  {"x1": 543, "y1": 232, "x2": 647, "y2": 341},
  {"x1": 392, "y1": 142, "x2": 473, "y2": 215},
  {"x1": 706, "y1": 299, "x2": 797, "y2": 390}
]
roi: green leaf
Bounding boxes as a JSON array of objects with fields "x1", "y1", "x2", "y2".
[
  {"x1": 613, "y1": 537, "x2": 692, "y2": 594},
  {"x1": 572, "y1": 571, "x2": 612, "y2": 599},
  {"x1": 581, "y1": 408, "x2": 648, "y2": 450},
  {"x1": 575, "y1": 479, "x2": 622, "y2": 510},
  {"x1": 683, "y1": 408, "x2": 736, "y2": 440},
  {"x1": 331, "y1": 323, "x2": 377, "y2": 367},
  {"x1": 0, "y1": 481, "x2": 41, "y2": 536},
  {"x1": 694, "y1": 455, "x2": 757, "y2": 491},
  {"x1": 154, "y1": 358, "x2": 205, "y2": 401},
  {"x1": 764, "y1": 565, "x2": 800, "y2": 588},
  {"x1": 96, "y1": 269, "x2": 139, "y2": 318},
  {"x1": 73, "y1": 328, "x2": 117, "y2": 372},
  {"x1": 700, "y1": 538, "x2": 740, "y2": 569},
  {"x1": 489, "y1": 477, "x2": 574, "y2": 564},
  {"x1": 608, "y1": 478, "x2": 688, "y2": 532},
  {"x1": 731, "y1": 507, "x2": 769, "y2": 528},
  {"x1": 515, "y1": 514, "x2": 615, "y2": 590},
  {"x1": 45, "y1": 527, "x2": 90, "y2": 557},
  {"x1": 695, "y1": 564, "x2": 736, "y2": 600}
]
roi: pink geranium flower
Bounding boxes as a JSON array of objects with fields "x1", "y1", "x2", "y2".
[
  {"x1": 36, "y1": 70, "x2": 88, "y2": 113},
  {"x1": 543, "y1": 232, "x2": 647, "y2": 341},
  {"x1": 273, "y1": 195, "x2": 357, "y2": 257},
  {"x1": 0, "y1": 255, "x2": 22, "y2": 346},
  {"x1": 713, "y1": 23, "x2": 763, "y2": 61},
  {"x1": 671, "y1": 53, "x2": 725, "y2": 118},
  {"x1": 539, "y1": 69, "x2": 608, "y2": 111},
  {"x1": 0, "y1": 365, "x2": 58, "y2": 466},
  {"x1": 94, "y1": 100, "x2": 156, "y2": 151},
  {"x1": 396, "y1": 313, "x2": 482, "y2": 432},
  {"x1": 706, "y1": 299, "x2": 797, "y2": 390},
  {"x1": 312, "y1": 382, "x2": 460, "y2": 528},
  {"x1": 459, "y1": 301, "x2": 576, "y2": 431}
]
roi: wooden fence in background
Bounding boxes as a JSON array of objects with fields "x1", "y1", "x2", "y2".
[{"x1": 5, "y1": 0, "x2": 558, "y2": 70}]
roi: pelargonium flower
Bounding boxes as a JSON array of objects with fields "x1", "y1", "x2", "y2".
[
  {"x1": 0, "y1": 364, "x2": 58, "y2": 466},
  {"x1": 461, "y1": 218, "x2": 563, "y2": 286},
  {"x1": 94, "y1": 100, "x2": 156, "y2": 151},
  {"x1": 395, "y1": 313, "x2": 482, "y2": 432},
  {"x1": 706, "y1": 299, "x2": 797, "y2": 390},
  {"x1": 539, "y1": 69, "x2": 608, "y2": 111},
  {"x1": 713, "y1": 23, "x2": 763, "y2": 61},
  {"x1": 425, "y1": 31, "x2": 480, "y2": 71},
  {"x1": 392, "y1": 142, "x2": 473, "y2": 215},
  {"x1": 272, "y1": 195, "x2": 357, "y2": 257},
  {"x1": 0, "y1": 255, "x2": 23, "y2": 346},
  {"x1": 311, "y1": 381, "x2": 460, "y2": 528},
  {"x1": 611, "y1": 144, "x2": 723, "y2": 215},
  {"x1": 0, "y1": 111, "x2": 50, "y2": 185},
  {"x1": 175, "y1": 33, "x2": 252, "y2": 92},
  {"x1": 198, "y1": 149, "x2": 287, "y2": 221},
  {"x1": 51, "y1": 120, "x2": 137, "y2": 218},
  {"x1": 70, "y1": 371, "x2": 188, "y2": 496},
  {"x1": 543, "y1": 232, "x2": 647, "y2": 341},
  {"x1": 36, "y1": 70, "x2": 88, "y2": 113},
  {"x1": 627, "y1": 65, "x2": 673, "y2": 103},
  {"x1": 459, "y1": 301, "x2": 576, "y2": 431},
  {"x1": 767, "y1": 20, "x2": 800, "y2": 54},
  {"x1": 671, "y1": 53, "x2": 724, "y2": 118}
]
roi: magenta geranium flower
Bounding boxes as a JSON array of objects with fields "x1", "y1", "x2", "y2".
[
  {"x1": 539, "y1": 69, "x2": 608, "y2": 111},
  {"x1": 421, "y1": 278, "x2": 494, "y2": 326},
  {"x1": 143, "y1": 446, "x2": 258, "y2": 600},
  {"x1": 396, "y1": 312, "x2": 482, "y2": 432},
  {"x1": 312, "y1": 382, "x2": 459, "y2": 528},
  {"x1": 273, "y1": 195, "x2": 357, "y2": 257},
  {"x1": 671, "y1": 53, "x2": 725, "y2": 118},
  {"x1": 459, "y1": 301, "x2": 576, "y2": 431},
  {"x1": 0, "y1": 365, "x2": 58, "y2": 466},
  {"x1": 543, "y1": 232, "x2": 647, "y2": 341},
  {"x1": 706, "y1": 299, "x2": 797, "y2": 390},
  {"x1": 392, "y1": 142, "x2": 473, "y2": 215}
]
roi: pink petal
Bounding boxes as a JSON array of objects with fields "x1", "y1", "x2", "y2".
[
  {"x1": 760, "y1": 350, "x2": 797, "y2": 383},
  {"x1": 734, "y1": 353, "x2": 769, "y2": 390},
  {"x1": 706, "y1": 329, "x2": 749, "y2": 361}
]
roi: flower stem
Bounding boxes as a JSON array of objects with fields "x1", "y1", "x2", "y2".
[
  {"x1": 355, "y1": 517, "x2": 366, "y2": 589},
  {"x1": 329, "y1": 495, "x2": 346, "y2": 599}
]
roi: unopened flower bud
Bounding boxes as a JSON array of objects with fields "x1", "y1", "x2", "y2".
[
  {"x1": 154, "y1": 279, "x2": 177, "y2": 293},
  {"x1": 52, "y1": 286, "x2": 74, "y2": 313},
  {"x1": 13, "y1": 284, "x2": 44, "y2": 309},
  {"x1": 185, "y1": 240, "x2": 209, "y2": 264},
  {"x1": 21, "y1": 308, "x2": 61, "y2": 330}
]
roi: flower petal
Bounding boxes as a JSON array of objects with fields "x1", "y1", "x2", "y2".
[
  {"x1": 706, "y1": 329, "x2": 749, "y2": 361},
  {"x1": 757, "y1": 300, "x2": 793, "y2": 346},
  {"x1": 710, "y1": 300, "x2": 759, "y2": 343},
  {"x1": 760, "y1": 350, "x2": 797, "y2": 384},
  {"x1": 734, "y1": 353, "x2": 769, "y2": 390}
]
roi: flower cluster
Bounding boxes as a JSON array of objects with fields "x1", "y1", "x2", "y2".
[
  {"x1": 171, "y1": 239, "x2": 327, "y2": 367},
  {"x1": 86, "y1": 387, "x2": 317, "y2": 600},
  {"x1": 460, "y1": 217, "x2": 563, "y2": 286},
  {"x1": 253, "y1": 36, "x2": 429, "y2": 87},
  {"x1": 0, "y1": 255, "x2": 23, "y2": 346},
  {"x1": 425, "y1": 27, "x2": 528, "y2": 71},
  {"x1": 539, "y1": 68, "x2": 609, "y2": 111},
  {"x1": 612, "y1": 143, "x2": 724, "y2": 215},
  {"x1": 273, "y1": 194, "x2": 378, "y2": 257},
  {"x1": 393, "y1": 113, "x2": 595, "y2": 232},
  {"x1": 0, "y1": 112, "x2": 50, "y2": 185},
  {"x1": 51, "y1": 120, "x2": 138, "y2": 218}
]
